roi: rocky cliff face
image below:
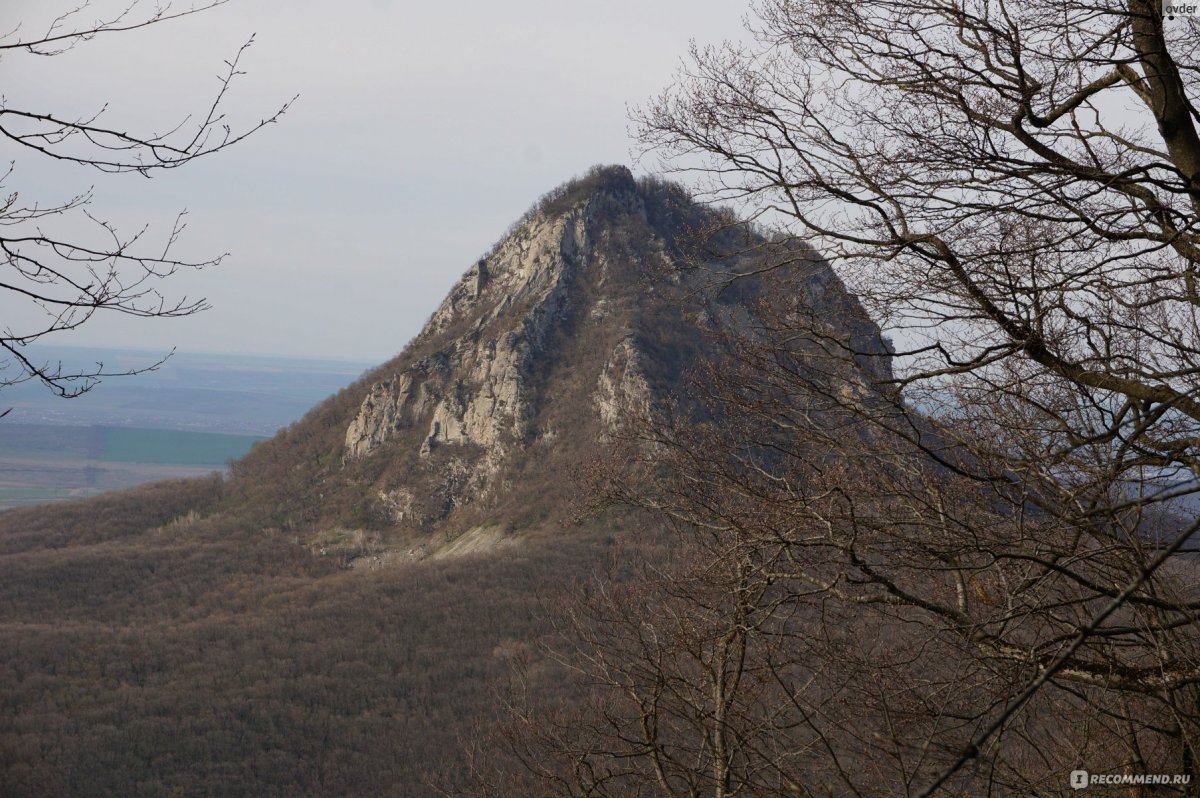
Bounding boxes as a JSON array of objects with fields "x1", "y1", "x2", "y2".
[
  {"x1": 237, "y1": 166, "x2": 891, "y2": 551},
  {"x1": 344, "y1": 209, "x2": 589, "y2": 463}
]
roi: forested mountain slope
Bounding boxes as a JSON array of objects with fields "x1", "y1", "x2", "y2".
[{"x1": 0, "y1": 167, "x2": 890, "y2": 797}]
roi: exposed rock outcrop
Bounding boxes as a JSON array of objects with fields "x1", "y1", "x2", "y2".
[
  {"x1": 345, "y1": 211, "x2": 587, "y2": 466},
  {"x1": 594, "y1": 336, "x2": 651, "y2": 437}
]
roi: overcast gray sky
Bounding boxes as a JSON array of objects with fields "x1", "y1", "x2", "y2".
[{"x1": 5, "y1": 0, "x2": 750, "y2": 362}]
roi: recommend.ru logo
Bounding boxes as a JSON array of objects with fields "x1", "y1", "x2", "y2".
[{"x1": 1071, "y1": 769, "x2": 1191, "y2": 789}]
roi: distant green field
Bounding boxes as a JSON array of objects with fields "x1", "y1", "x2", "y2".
[
  {"x1": 0, "y1": 487, "x2": 78, "y2": 503},
  {"x1": 100, "y1": 427, "x2": 260, "y2": 465},
  {"x1": 0, "y1": 424, "x2": 262, "y2": 466},
  {"x1": 0, "y1": 424, "x2": 265, "y2": 509}
]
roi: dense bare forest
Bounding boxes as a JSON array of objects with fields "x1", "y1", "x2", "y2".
[{"x1": 0, "y1": 476, "x2": 629, "y2": 796}]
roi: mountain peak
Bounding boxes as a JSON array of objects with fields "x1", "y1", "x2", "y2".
[
  {"x1": 232, "y1": 169, "x2": 889, "y2": 561},
  {"x1": 527, "y1": 164, "x2": 638, "y2": 213}
]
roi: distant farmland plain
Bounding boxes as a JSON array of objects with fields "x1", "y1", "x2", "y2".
[{"x1": 0, "y1": 346, "x2": 373, "y2": 509}]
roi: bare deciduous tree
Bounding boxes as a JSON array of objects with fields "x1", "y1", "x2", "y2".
[
  {"x1": 463, "y1": 1, "x2": 1200, "y2": 795},
  {"x1": 1, "y1": 1, "x2": 292, "y2": 398}
]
